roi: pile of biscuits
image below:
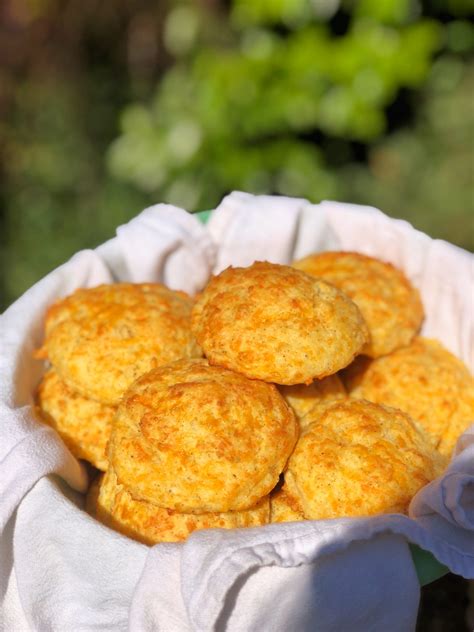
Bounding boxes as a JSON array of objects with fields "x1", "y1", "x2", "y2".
[
  {"x1": 36, "y1": 283, "x2": 202, "y2": 472},
  {"x1": 35, "y1": 253, "x2": 474, "y2": 545}
]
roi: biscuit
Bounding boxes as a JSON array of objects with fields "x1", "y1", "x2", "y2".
[
  {"x1": 192, "y1": 262, "x2": 369, "y2": 384},
  {"x1": 344, "y1": 338, "x2": 474, "y2": 456},
  {"x1": 293, "y1": 251, "x2": 424, "y2": 358},
  {"x1": 37, "y1": 283, "x2": 201, "y2": 404},
  {"x1": 37, "y1": 369, "x2": 115, "y2": 471},
  {"x1": 93, "y1": 467, "x2": 270, "y2": 545},
  {"x1": 279, "y1": 374, "x2": 346, "y2": 425},
  {"x1": 270, "y1": 484, "x2": 305, "y2": 524},
  {"x1": 284, "y1": 399, "x2": 445, "y2": 519},
  {"x1": 109, "y1": 359, "x2": 298, "y2": 513}
]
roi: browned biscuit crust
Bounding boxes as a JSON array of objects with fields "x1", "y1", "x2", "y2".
[
  {"x1": 93, "y1": 468, "x2": 270, "y2": 545},
  {"x1": 37, "y1": 283, "x2": 201, "y2": 404},
  {"x1": 285, "y1": 399, "x2": 445, "y2": 520},
  {"x1": 109, "y1": 359, "x2": 298, "y2": 513},
  {"x1": 293, "y1": 251, "x2": 424, "y2": 358},
  {"x1": 192, "y1": 262, "x2": 369, "y2": 385},
  {"x1": 37, "y1": 369, "x2": 115, "y2": 471},
  {"x1": 344, "y1": 338, "x2": 474, "y2": 456}
]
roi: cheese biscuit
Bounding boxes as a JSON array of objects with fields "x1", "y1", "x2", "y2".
[
  {"x1": 36, "y1": 283, "x2": 201, "y2": 404},
  {"x1": 192, "y1": 262, "x2": 368, "y2": 384},
  {"x1": 344, "y1": 338, "x2": 474, "y2": 456},
  {"x1": 285, "y1": 399, "x2": 445, "y2": 520},
  {"x1": 293, "y1": 251, "x2": 424, "y2": 358},
  {"x1": 109, "y1": 359, "x2": 298, "y2": 513},
  {"x1": 37, "y1": 369, "x2": 115, "y2": 471},
  {"x1": 92, "y1": 468, "x2": 270, "y2": 545}
]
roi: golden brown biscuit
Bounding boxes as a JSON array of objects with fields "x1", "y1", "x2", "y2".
[
  {"x1": 270, "y1": 484, "x2": 305, "y2": 524},
  {"x1": 284, "y1": 399, "x2": 445, "y2": 520},
  {"x1": 292, "y1": 251, "x2": 424, "y2": 358},
  {"x1": 279, "y1": 374, "x2": 346, "y2": 425},
  {"x1": 109, "y1": 358, "x2": 298, "y2": 513},
  {"x1": 344, "y1": 338, "x2": 474, "y2": 457},
  {"x1": 93, "y1": 468, "x2": 270, "y2": 545},
  {"x1": 192, "y1": 262, "x2": 369, "y2": 385},
  {"x1": 37, "y1": 369, "x2": 115, "y2": 471},
  {"x1": 36, "y1": 283, "x2": 201, "y2": 404}
]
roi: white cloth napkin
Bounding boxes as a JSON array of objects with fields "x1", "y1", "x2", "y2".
[{"x1": 1, "y1": 194, "x2": 473, "y2": 632}]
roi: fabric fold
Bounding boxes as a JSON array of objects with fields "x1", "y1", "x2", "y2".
[
  {"x1": 14, "y1": 477, "x2": 147, "y2": 632},
  {"x1": 207, "y1": 191, "x2": 338, "y2": 274},
  {"x1": 129, "y1": 544, "x2": 189, "y2": 632},
  {"x1": 180, "y1": 526, "x2": 420, "y2": 632},
  {"x1": 410, "y1": 435, "x2": 474, "y2": 530},
  {"x1": 113, "y1": 203, "x2": 216, "y2": 294}
]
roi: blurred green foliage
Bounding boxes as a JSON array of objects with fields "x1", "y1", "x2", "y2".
[
  {"x1": 109, "y1": 3, "x2": 443, "y2": 209},
  {"x1": 1, "y1": 0, "x2": 473, "y2": 310},
  {"x1": 341, "y1": 56, "x2": 474, "y2": 251},
  {"x1": 2, "y1": 77, "x2": 150, "y2": 304}
]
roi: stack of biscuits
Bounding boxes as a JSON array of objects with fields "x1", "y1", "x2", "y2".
[
  {"x1": 35, "y1": 282, "x2": 201, "y2": 473},
  {"x1": 35, "y1": 254, "x2": 474, "y2": 545}
]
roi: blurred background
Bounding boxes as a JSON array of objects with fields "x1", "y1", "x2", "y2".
[{"x1": 1, "y1": 0, "x2": 473, "y2": 312}]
